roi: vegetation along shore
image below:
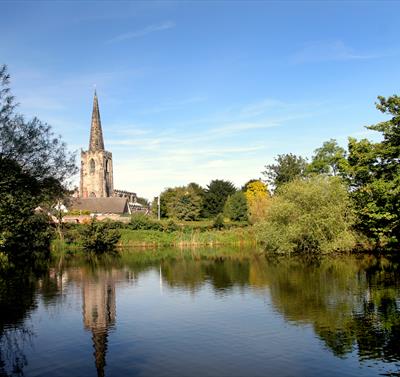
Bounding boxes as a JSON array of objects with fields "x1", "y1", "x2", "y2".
[{"x1": 1, "y1": 64, "x2": 399, "y2": 271}]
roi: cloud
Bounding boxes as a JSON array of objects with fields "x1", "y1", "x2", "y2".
[
  {"x1": 210, "y1": 121, "x2": 278, "y2": 136},
  {"x1": 138, "y1": 96, "x2": 207, "y2": 115},
  {"x1": 107, "y1": 21, "x2": 175, "y2": 43},
  {"x1": 239, "y1": 99, "x2": 287, "y2": 117},
  {"x1": 291, "y1": 40, "x2": 380, "y2": 64}
]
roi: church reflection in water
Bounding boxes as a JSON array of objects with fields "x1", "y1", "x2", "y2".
[{"x1": 75, "y1": 268, "x2": 133, "y2": 377}]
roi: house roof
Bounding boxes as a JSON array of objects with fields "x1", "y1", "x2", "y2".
[{"x1": 70, "y1": 197, "x2": 129, "y2": 214}]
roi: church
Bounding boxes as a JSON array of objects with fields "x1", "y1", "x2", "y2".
[{"x1": 71, "y1": 91, "x2": 141, "y2": 215}]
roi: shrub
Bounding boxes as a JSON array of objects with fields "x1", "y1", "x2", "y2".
[
  {"x1": 244, "y1": 180, "x2": 271, "y2": 224},
  {"x1": 129, "y1": 213, "x2": 162, "y2": 231},
  {"x1": 224, "y1": 191, "x2": 248, "y2": 222},
  {"x1": 255, "y1": 176, "x2": 356, "y2": 254},
  {"x1": 213, "y1": 214, "x2": 225, "y2": 230},
  {"x1": 81, "y1": 219, "x2": 121, "y2": 254},
  {"x1": 164, "y1": 219, "x2": 180, "y2": 233}
]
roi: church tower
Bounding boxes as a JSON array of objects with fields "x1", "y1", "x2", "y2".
[{"x1": 80, "y1": 91, "x2": 114, "y2": 198}]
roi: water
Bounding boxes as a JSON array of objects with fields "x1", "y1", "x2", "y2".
[{"x1": 1, "y1": 250, "x2": 400, "y2": 377}]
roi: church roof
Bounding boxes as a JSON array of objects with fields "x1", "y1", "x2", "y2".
[
  {"x1": 89, "y1": 90, "x2": 105, "y2": 151},
  {"x1": 70, "y1": 197, "x2": 129, "y2": 214}
]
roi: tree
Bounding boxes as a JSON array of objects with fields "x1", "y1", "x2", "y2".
[
  {"x1": 0, "y1": 65, "x2": 77, "y2": 266},
  {"x1": 262, "y1": 153, "x2": 308, "y2": 191},
  {"x1": 203, "y1": 180, "x2": 237, "y2": 217},
  {"x1": 224, "y1": 191, "x2": 248, "y2": 222},
  {"x1": 81, "y1": 219, "x2": 121, "y2": 254},
  {"x1": 342, "y1": 96, "x2": 400, "y2": 247},
  {"x1": 307, "y1": 139, "x2": 346, "y2": 176},
  {"x1": 156, "y1": 184, "x2": 204, "y2": 220},
  {"x1": 255, "y1": 176, "x2": 356, "y2": 254},
  {"x1": 243, "y1": 180, "x2": 270, "y2": 223},
  {"x1": 172, "y1": 186, "x2": 203, "y2": 220}
]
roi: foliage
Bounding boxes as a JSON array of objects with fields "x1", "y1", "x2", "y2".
[
  {"x1": 0, "y1": 157, "x2": 52, "y2": 266},
  {"x1": 129, "y1": 213, "x2": 162, "y2": 231},
  {"x1": 244, "y1": 180, "x2": 270, "y2": 223},
  {"x1": 157, "y1": 184, "x2": 204, "y2": 220},
  {"x1": 0, "y1": 67, "x2": 76, "y2": 193},
  {"x1": 262, "y1": 153, "x2": 308, "y2": 191},
  {"x1": 0, "y1": 65, "x2": 77, "y2": 265},
  {"x1": 307, "y1": 139, "x2": 347, "y2": 176},
  {"x1": 342, "y1": 96, "x2": 400, "y2": 247},
  {"x1": 213, "y1": 214, "x2": 225, "y2": 230},
  {"x1": 136, "y1": 196, "x2": 150, "y2": 208},
  {"x1": 224, "y1": 191, "x2": 248, "y2": 222},
  {"x1": 255, "y1": 176, "x2": 356, "y2": 254},
  {"x1": 164, "y1": 219, "x2": 180, "y2": 233},
  {"x1": 203, "y1": 180, "x2": 237, "y2": 217},
  {"x1": 81, "y1": 219, "x2": 121, "y2": 254}
]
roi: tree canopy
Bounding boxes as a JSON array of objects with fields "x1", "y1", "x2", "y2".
[
  {"x1": 255, "y1": 176, "x2": 356, "y2": 254},
  {"x1": 203, "y1": 179, "x2": 236, "y2": 217},
  {"x1": 307, "y1": 139, "x2": 346, "y2": 176},
  {"x1": 262, "y1": 153, "x2": 308, "y2": 191},
  {"x1": 0, "y1": 65, "x2": 77, "y2": 267},
  {"x1": 342, "y1": 95, "x2": 400, "y2": 247}
]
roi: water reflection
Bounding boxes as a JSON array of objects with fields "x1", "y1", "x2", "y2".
[
  {"x1": 0, "y1": 251, "x2": 400, "y2": 376},
  {"x1": 68, "y1": 266, "x2": 134, "y2": 377}
]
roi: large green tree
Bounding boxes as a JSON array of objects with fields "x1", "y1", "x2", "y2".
[
  {"x1": 262, "y1": 153, "x2": 308, "y2": 191},
  {"x1": 307, "y1": 139, "x2": 346, "y2": 176},
  {"x1": 157, "y1": 184, "x2": 204, "y2": 220},
  {"x1": 224, "y1": 191, "x2": 248, "y2": 222},
  {"x1": 255, "y1": 176, "x2": 356, "y2": 254},
  {"x1": 0, "y1": 65, "x2": 77, "y2": 267},
  {"x1": 343, "y1": 96, "x2": 400, "y2": 247},
  {"x1": 203, "y1": 179, "x2": 236, "y2": 217}
]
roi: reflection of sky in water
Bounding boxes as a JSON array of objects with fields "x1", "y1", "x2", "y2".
[{"x1": 2, "y1": 256, "x2": 400, "y2": 377}]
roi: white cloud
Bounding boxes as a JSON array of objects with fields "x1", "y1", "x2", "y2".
[
  {"x1": 291, "y1": 40, "x2": 380, "y2": 64},
  {"x1": 210, "y1": 121, "x2": 278, "y2": 136},
  {"x1": 107, "y1": 21, "x2": 175, "y2": 43}
]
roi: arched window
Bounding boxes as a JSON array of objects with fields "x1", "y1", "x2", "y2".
[
  {"x1": 105, "y1": 159, "x2": 109, "y2": 172},
  {"x1": 89, "y1": 192, "x2": 96, "y2": 198},
  {"x1": 90, "y1": 159, "x2": 95, "y2": 174}
]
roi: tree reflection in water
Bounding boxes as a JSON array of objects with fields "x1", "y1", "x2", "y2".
[
  {"x1": 0, "y1": 251, "x2": 400, "y2": 376},
  {"x1": 157, "y1": 253, "x2": 400, "y2": 364}
]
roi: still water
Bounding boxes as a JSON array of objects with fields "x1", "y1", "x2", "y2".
[{"x1": 1, "y1": 249, "x2": 400, "y2": 377}]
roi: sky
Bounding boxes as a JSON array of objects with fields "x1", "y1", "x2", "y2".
[{"x1": 1, "y1": 1, "x2": 399, "y2": 200}]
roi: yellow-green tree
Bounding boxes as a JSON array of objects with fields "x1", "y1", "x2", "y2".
[{"x1": 243, "y1": 180, "x2": 270, "y2": 223}]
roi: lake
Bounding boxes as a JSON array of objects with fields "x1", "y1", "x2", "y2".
[{"x1": 1, "y1": 249, "x2": 400, "y2": 376}]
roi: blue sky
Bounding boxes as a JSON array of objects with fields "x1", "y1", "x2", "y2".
[{"x1": 1, "y1": 1, "x2": 399, "y2": 199}]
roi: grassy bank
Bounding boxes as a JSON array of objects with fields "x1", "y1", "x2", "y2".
[
  {"x1": 118, "y1": 227, "x2": 256, "y2": 248},
  {"x1": 52, "y1": 223, "x2": 257, "y2": 254}
]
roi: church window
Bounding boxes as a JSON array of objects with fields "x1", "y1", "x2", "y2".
[{"x1": 90, "y1": 159, "x2": 95, "y2": 174}]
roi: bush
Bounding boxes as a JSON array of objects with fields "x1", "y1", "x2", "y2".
[
  {"x1": 129, "y1": 213, "x2": 162, "y2": 231},
  {"x1": 213, "y1": 214, "x2": 225, "y2": 230},
  {"x1": 224, "y1": 191, "x2": 248, "y2": 222},
  {"x1": 164, "y1": 219, "x2": 180, "y2": 233},
  {"x1": 255, "y1": 176, "x2": 356, "y2": 254},
  {"x1": 81, "y1": 219, "x2": 121, "y2": 254}
]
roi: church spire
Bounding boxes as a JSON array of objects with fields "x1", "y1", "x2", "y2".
[{"x1": 89, "y1": 90, "x2": 105, "y2": 151}]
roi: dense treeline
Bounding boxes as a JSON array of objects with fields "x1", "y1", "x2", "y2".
[
  {"x1": 150, "y1": 95, "x2": 400, "y2": 253},
  {"x1": 152, "y1": 179, "x2": 269, "y2": 224},
  {"x1": 257, "y1": 96, "x2": 400, "y2": 252}
]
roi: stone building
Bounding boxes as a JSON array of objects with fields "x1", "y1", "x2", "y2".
[
  {"x1": 70, "y1": 91, "x2": 146, "y2": 215},
  {"x1": 80, "y1": 91, "x2": 114, "y2": 198}
]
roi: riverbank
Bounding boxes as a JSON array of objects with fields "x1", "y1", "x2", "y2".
[
  {"x1": 118, "y1": 227, "x2": 256, "y2": 248},
  {"x1": 52, "y1": 223, "x2": 257, "y2": 254}
]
